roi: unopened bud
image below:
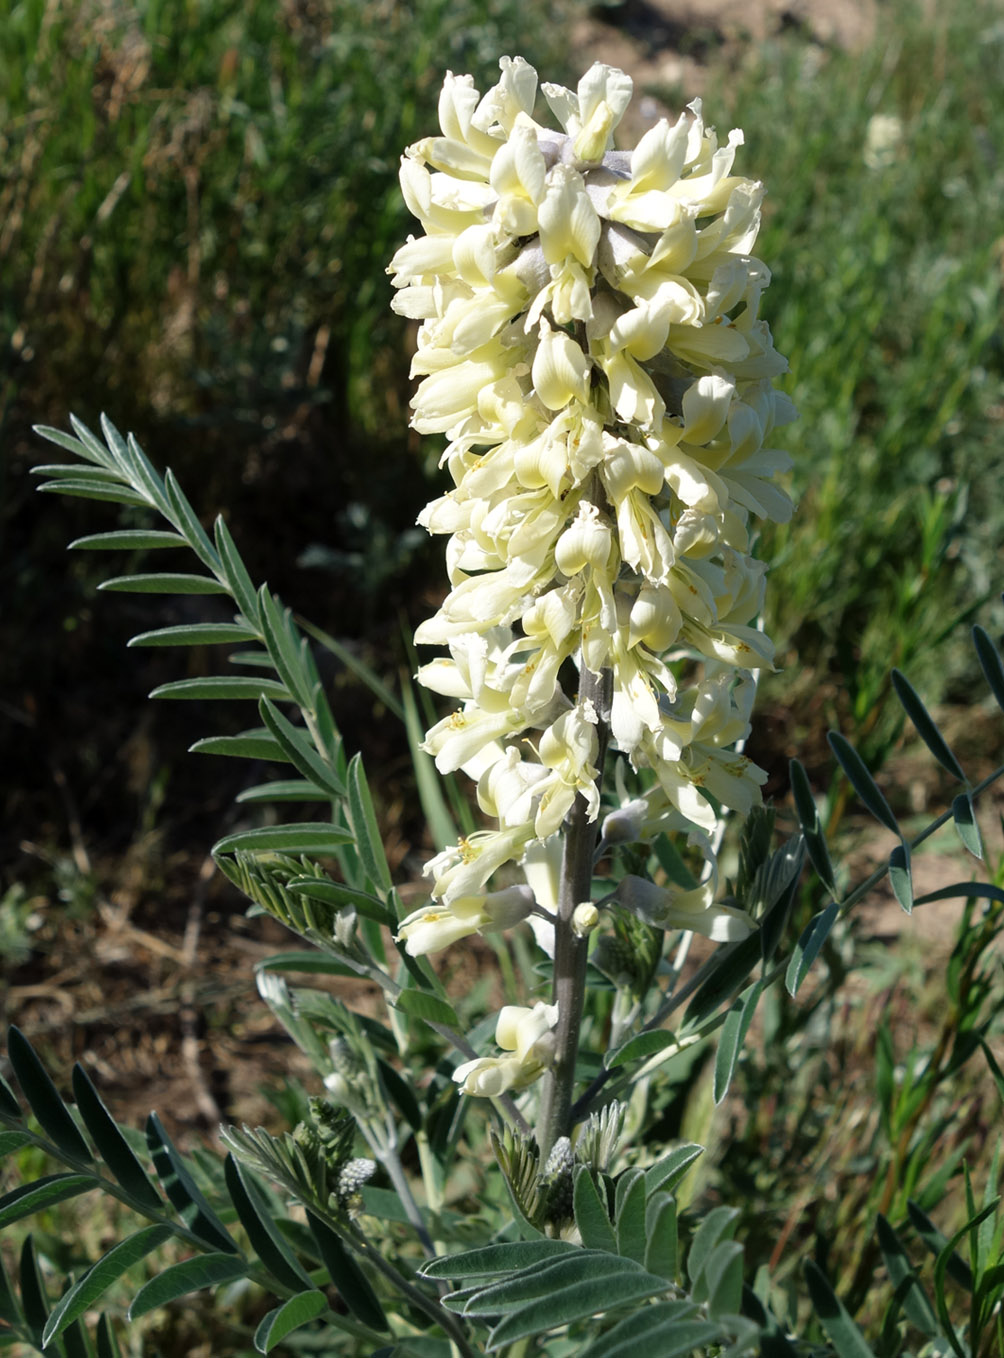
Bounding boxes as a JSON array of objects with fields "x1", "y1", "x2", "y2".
[
  {"x1": 600, "y1": 797, "x2": 648, "y2": 845},
  {"x1": 572, "y1": 902, "x2": 600, "y2": 936}
]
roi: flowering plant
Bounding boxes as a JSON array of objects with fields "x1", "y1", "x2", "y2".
[{"x1": 3, "y1": 55, "x2": 1004, "y2": 1358}]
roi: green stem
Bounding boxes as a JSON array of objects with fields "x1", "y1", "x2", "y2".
[{"x1": 538, "y1": 664, "x2": 611, "y2": 1160}]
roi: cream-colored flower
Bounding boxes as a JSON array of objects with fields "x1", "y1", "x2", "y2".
[
  {"x1": 453, "y1": 1001, "x2": 560, "y2": 1096},
  {"x1": 396, "y1": 884, "x2": 535, "y2": 957},
  {"x1": 393, "y1": 56, "x2": 794, "y2": 947}
]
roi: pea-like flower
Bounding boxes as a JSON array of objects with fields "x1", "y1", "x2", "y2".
[
  {"x1": 453, "y1": 1001, "x2": 560, "y2": 1097},
  {"x1": 396, "y1": 884, "x2": 535, "y2": 956},
  {"x1": 393, "y1": 56, "x2": 794, "y2": 949}
]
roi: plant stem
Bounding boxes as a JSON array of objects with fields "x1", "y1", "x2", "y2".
[{"x1": 537, "y1": 663, "x2": 611, "y2": 1160}]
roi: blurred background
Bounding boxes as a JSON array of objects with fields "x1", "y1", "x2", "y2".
[{"x1": 2, "y1": 0, "x2": 1003, "y2": 1347}]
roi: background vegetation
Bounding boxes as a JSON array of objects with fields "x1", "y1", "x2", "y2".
[{"x1": 2, "y1": 0, "x2": 1002, "y2": 1352}]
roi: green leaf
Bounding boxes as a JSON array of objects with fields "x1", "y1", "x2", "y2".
[
  {"x1": 42, "y1": 1225, "x2": 174, "y2": 1345},
  {"x1": 151, "y1": 677, "x2": 291, "y2": 701},
  {"x1": 257, "y1": 588, "x2": 313, "y2": 712},
  {"x1": 298, "y1": 618, "x2": 405, "y2": 721},
  {"x1": 0, "y1": 1248, "x2": 22, "y2": 1326},
  {"x1": 212, "y1": 824, "x2": 354, "y2": 855},
  {"x1": 614, "y1": 1170, "x2": 648, "y2": 1265},
  {"x1": 395, "y1": 990, "x2": 459, "y2": 1031},
  {"x1": 932, "y1": 1205, "x2": 998, "y2": 1354},
  {"x1": 789, "y1": 758, "x2": 836, "y2": 892},
  {"x1": 190, "y1": 730, "x2": 289, "y2": 761},
  {"x1": 875, "y1": 1214, "x2": 939, "y2": 1338},
  {"x1": 146, "y1": 1112, "x2": 238, "y2": 1254},
  {"x1": 305, "y1": 1211, "x2": 387, "y2": 1331},
  {"x1": 573, "y1": 1167, "x2": 617, "y2": 1254},
  {"x1": 827, "y1": 732, "x2": 900, "y2": 835},
  {"x1": 96, "y1": 1312, "x2": 124, "y2": 1358},
  {"x1": 0, "y1": 1070, "x2": 23, "y2": 1121},
  {"x1": 20, "y1": 1235, "x2": 49, "y2": 1345},
  {"x1": 223, "y1": 1156, "x2": 313, "y2": 1293},
  {"x1": 34, "y1": 423, "x2": 111, "y2": 467},
  {"x1": 69, "y1": 530, "x2": 186, "y2": 551},
  {"x1": 287, "y1": 878, "x2": 394, "y2": 926},
  {"x1": 128, "y1": 1252, "x2": 248, "y2": 1319},
  {"x1": 644, "y1": 1144, "x2": 705, "y2": 1197},
  {"x1": 62, "y1": 1318, "x2": 97, "y2": 1358},
  {"x1": 254, "y1": 1290, "x2": 328, "y2": 1353},
  {"x1": 0, "y1": 1174, "x2": 96, "y2": 1228},
  {"x1": 907, "y1": 1200, "x2": 973, "y2": 1290},
  {"x1": 37, "y1": 479, "x2": 150, "y2": 506},
  {"x1": 402, "y1": 677, "x2": 457, "y2": 851},
  {"x1": 254, "y1": 951, "x2": 361, "y2": 978},
  {"x1": 98, "y1": 572, "x2": 229, "y2": 594},
  {"x1": 687, "y1": 1206, "x2": 738, "y2": 1286},
  {"x1": 700, "y1": 1240, "x2": 744, "y2": 1318},
  {"x1": 891, "y1": 670, "x2": 966, "y2": 781},
  {"x1": 32, "y1": 463, "x2": 125, "y2": 481},
  {"x1": 259, "y1": 697, "x2": 345, "y2": 797},
  {"x1": 973, "y1": 625, "x2": 1004, "y2": 714},
  {"x1": 163, "y1": 468, "x2": 219, "y2": 573},
  {"x1": 889, "y1": 841, "x2": 913, "y2": 913},
  {"x1": 643, "y1": 1193, "x2": 678, "y2": 1280},
  {"x1": 713, "y1": 980, "x2": 763, "y2": 1104},
  {"x1": 420, "y1": 1241, "x2": 578, "y2": 1280},
  {"x1": 684, "y1": 932, "x2": 762, "y2": 1027},
  {"x1": 118, "y1": 427, "x2": 172, "y2": 514},
  {"x1": 346, "y1": 754, "x2": 392, "y2": 894},
  {"x1": 607, "y1": 1029, "x2": 680, "y2": 1070},
  {"x1": 484, "y1": 1264, "x2": 669, "y2": 1350},
  {"x1": 237, "y1": 780, "x2": 332, "y2": 804},
  {"x1": 7, "y1": 1027, "x2": 93, "y2": 1161},
  {"x1": 71, "y1": 1065, "x2": 162, "y2": 1212},
  {"x1": 129, "y1": 623, "x2": 257, "y2": 647},
  {"x1": 578, "y1": 1306, "x2": 711, "y2": 1358},
  {"x1": 0, "y1": 1131, "x2": 33, "y2": 1157},
  {"x1": 214, "y1": 518, "x2": 261, "y2": 629},
  {"x1": 459, "y1": 1252, "x2": 650, "y2": 1316},
  {"x1": 786, "y1": 901, "x2": 840, "y2": 996},
  {"x1": 952, "y1": 793, "x2": 983, "y2": 859},
  {"x1": 915, "y1": 882, "x2": 1004, "y2": 908},
  {"x1": 377, "y1": 1060, "x2": 422, "y2": 1133},
  {"x1": 805, "y1": 1261, "x2": 877, "y2": 1357}
]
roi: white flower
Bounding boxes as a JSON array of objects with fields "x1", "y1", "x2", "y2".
[
  {"x1": 393, "y1": 57, "x2": 795, "y2": 947},
  {"x1": 453, "y1": 1001, "x2": 560, "y2": 1096},
  {"x1": 396, "y1": 884, "x2": 535, "y2": 956}
]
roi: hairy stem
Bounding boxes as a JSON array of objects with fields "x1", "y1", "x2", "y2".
[{"x1": 538, "y1": 663, "x2": 611, "y2": 1159}]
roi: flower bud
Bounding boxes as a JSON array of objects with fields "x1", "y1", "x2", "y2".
[{"x1": 572, "y1": 902, "x2": 600, "y2": 936}]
